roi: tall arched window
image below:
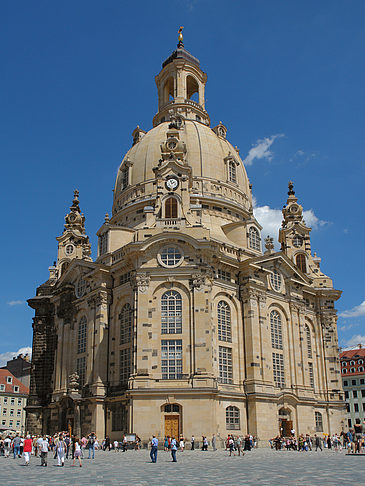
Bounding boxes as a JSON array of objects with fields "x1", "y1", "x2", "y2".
[
  {"x1": 120, "y1": 304, "x2": 133, "y2": 345},
  {"x1": 305, "y1": 325, "x2": 312, "y2": 359},
  {"x1": 226, "y1": 406, "x2": 240, "y2": 430},
  {"x1": 161, "y1": 290, "x2": 182, "y2": 334},
  {"x1": 296, "y1": 254, "x2": 307, "y2": 273},
  {"x1": 165, "y1": 197, "x2": 178, "y2": 219},
  {"x1": 121, "y1": 166, "x2": 129, "y2": 190},
  {"x1": 248, "y1": 227, "x2": 260, "y2": 251},
  {"x1": 270, "y1": 311, "x2": 283, "y2": 350},
  {"x1": 228, "y1": 160, "x2": 237, "y2": 183},
  {"x1": 77, "y1": 316, "x2": 87, "y2": 354},
  {"x1": 217, "y1": 301, "x2": 232, "y2": 342}
]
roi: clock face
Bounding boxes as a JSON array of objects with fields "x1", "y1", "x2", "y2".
[{"x1": 166, "y1": 177, "x2": 179, "y2": 190}]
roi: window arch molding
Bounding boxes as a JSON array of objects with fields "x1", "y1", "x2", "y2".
[
  {"x1": 295, "y1": 252, "x2": 307, "y2": 273},
  {"x1": 119, "y1": 303, "x2": 133, "y2": 345},
  {"x1": 270, "y1": 309, "x2": 283, "y2": 350},
  {"x1": 161, "y1": 194, "x2": 181, "y2": 219},
  {"x1": 161, "y1": 290, "x2": 182, "y2": 334},
  {"x1": 217, "y1": 299, "x2": 232, "y2": 343},
  {"x1": 248, "y1": 226, "x2": 261, "y2": 251},
  {"x1": 304, "y1": 323, "x2": 313, "y2": 359}
]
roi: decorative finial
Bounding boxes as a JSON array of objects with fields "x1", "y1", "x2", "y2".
[
  {"x1": 288, "y1": 181, "x2": 295, "y2": 196},
  {"x1": 71, "y1": 189, "x2": 81, "y2": 213},
  {"x1": 178, "y1": 26, "x2": 184, "y2": 48},
  {"x1": 264, "y1": 235, "x2": 274, "y2": 254},
  {"x1": 105, "y1": 213, "x2": 110, "y2": 224}
]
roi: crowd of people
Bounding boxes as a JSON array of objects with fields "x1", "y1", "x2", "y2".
[
  {"x1": 0, "y1": 432, "x2": 101, "y2": 466},
  {"x1": 270, "y1": 429, "x2": 365, "y2": 453}
]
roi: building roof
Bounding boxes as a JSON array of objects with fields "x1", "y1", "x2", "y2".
[
  {"x1": 340, "y1": 348, "x2": 365, "y2": 376},
  {"x1": 0, "y1": 369, "x2": 29, "y2": 395}
]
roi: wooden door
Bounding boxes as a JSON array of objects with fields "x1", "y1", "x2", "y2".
[
  {"x1": 165, "y1": 415, "x2": 179, "y2": 438},
  {"x1": 282, "y1": 420, "x2": 292, "y2": 437}
]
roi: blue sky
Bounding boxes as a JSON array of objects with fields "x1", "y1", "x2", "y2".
[{"x1": 1, "y1": 0, "x2": 365, "y2": 364}]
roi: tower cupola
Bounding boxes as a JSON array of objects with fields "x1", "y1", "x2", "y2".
[{"x1": 153, "y1": 28, "x2": 209, "y2": 127}]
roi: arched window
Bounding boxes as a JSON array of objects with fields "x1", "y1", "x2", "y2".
[
  {"x1": 187, "y1": 75, "x2": 199, "y2": 102},
  {"x1": 248, "y1": 227, "x2": 260, "y2": 251},
  {"x1": 359, "y1": 366, "x2": 364, "y2": 372},
  {"x1": 165, "y1": 197, "x2": 178, "y2": 219},
  {"x1": 120, "y1": 304, "x2": 133, "y2": 345},
  {"x1": 218, "y1": 301, "x2": 232, "y2": 342},
  {"x1": 226, "y1": 406, "x2": 240, "y2": 430},
  {"x1": 161, "y1": 291, "x2": 182, "y2": 334},
  {"x1": 228, "y1": 160, "x2": 237, "y2": 183},
  {"x1": 342, "y1": 368, "x2": 347, "y2": 374},
  {"x1": 305, "y1": 325, "x2": 312, "y2": 359},
  {"x1": 270, "y1": 311, "x2": 283, "y2": 350},
  {"x1": 164, "y1": 77, "x2": 174, "y2": 103},
  {"x1": 315, "y1": 412, "x2": 323, "y2": 432},
  {"x1": 296, "y1": 254, "x2": 307, "y2": 273},
  {"x1": 77, "y1": 316, "x2": 87, "y2": 354},
  {"x1": 121, "y1": 166, "x2": 129, "y2": 190}
]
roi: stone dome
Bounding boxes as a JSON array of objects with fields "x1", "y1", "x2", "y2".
[{"x1": 113, "y1": 119, "x2": 252, "y2": 218}]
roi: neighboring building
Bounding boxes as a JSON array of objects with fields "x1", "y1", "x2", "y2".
[
  {"x1": 27, "y1": 36, "x2": 345, "y2": 442},
  {"x1": 1, "y1": 353, "x2": 31, "y2": 388},
  {"x1": 340, "y1": 347, "x2": 365, "y2": 429},
  {"x1": 0, "y1": 369, "x2": 29, "y2": 434}
]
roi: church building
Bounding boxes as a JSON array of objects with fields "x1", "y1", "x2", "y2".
[{"x1": 26, "y1": 36, "x2": 345, "y2": 442}]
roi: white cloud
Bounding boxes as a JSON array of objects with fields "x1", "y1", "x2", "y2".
[
  {"x1": 243, "y1": 134, "x2": 284, "y2": 166},
  {"x1": 0, "y1": 347, "x2": 32, "y2": 367},
  {"x1": 339, "y1": 322, "x2": 359, "y2": 332},
  {"x1": 341, "y1": 334, "x2": 365, "y2": 349},
  {"x1": 253, "y1": 199, "x2": 327, "y2": 246},
  {"x1": 7, "y1": 300, "x2": 25, "y2": 306},
  {"x1": 339, "y1": 300, "x2": 365, "y2": 318}
]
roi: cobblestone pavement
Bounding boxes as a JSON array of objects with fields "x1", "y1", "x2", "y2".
[{"x1": 1, "y1": 448, "x2": 364, "y2": 486}]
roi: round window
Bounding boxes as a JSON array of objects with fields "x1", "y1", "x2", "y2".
[
  {"x1": 167, "y1": 140, "x2": 177, "y2": 150},
  {"x1": 65, "y1": 244, "x2": 74, "y2": 255},
  {"x1": 158, "y1": 247, "x2": 183, "y2": 267},
  {"x1": 293, "y1": 235, "x2": 303, "y2": 248},
  {"x1": 75, "y1": 278, "x2": 86, "y2": 298},
  {"x1": 270, "y1": 270, "x2": 282, "y2": 291}
]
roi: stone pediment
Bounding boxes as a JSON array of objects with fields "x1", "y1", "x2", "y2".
[
  {"x1": 56, "y1": 258, "x2": 96, "y2": 288},
  {"x1": 244, "y1": 251, "x2": 312, "y2": 286}
]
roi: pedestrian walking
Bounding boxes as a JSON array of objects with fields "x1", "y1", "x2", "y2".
[
  {"x1": 191, "y1": 435, "x2": 195, "y2": 451},
  {"x1": 56, "y1": 434, "x2": 66, "y2": 466},
  {"x1": 23, "y1": 435, "x2": 32, "y2": 466},
  {"x1": 150, "y1": 435, "x2": 158, "y2": 463},
  {"x1": 40, "y1": 436, "x2": 49, "y2": 466},
  {"x1": 88, "y1": 433, "x2": 96, "y2": 459},
  {"x1": 212, "y1": 434, "x2": 216, "y2": 451},
  {"x1": 12, "y1": 434, "x2": 22, "y2": 459},
  {"x1": 179, "y1": 437, "x2": 185, "y2": 451},
  {"x1": 228, "y1": 435, "x2": 235, "y2": 456},
  {"x1": 72, "y1": 438, "x2": 82, "y2": 467},
  {"x1": 171, "y1": 437, "x2": 177, "y2": 462},
  {"x1": 314, "y1": 434, "x2": 322, "y2": 451}
]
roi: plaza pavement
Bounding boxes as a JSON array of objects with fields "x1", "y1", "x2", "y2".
[{"x1": 0, "y1": 447, "x2": 364, "y2": 485}]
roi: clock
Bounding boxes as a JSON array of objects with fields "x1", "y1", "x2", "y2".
[{"x1": 165, "y1": 177, "x2": 179, "y2": 191}]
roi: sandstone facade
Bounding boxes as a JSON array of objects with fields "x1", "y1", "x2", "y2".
[{"x1": 27, "y1": 39, "x2": 345, "y2": 442}]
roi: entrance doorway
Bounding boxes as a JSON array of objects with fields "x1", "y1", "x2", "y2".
[
  {"x1": 278, "y1": 408, "x2": 293, "y2": 437},
  {"x1": 165, "y1": 415, "x2": 179, "y2": 438}
]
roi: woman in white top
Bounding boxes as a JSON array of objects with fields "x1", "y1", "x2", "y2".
[
  {"x1": 179, "y1": 438, "x2": 185, "y2": 451},
  {"x1": 72, "y1": 438, "x2": 82, "y2": 467}
]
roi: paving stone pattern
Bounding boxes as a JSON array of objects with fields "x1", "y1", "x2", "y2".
[{"x1": 1, "y1": 448, "x2": 364, "y2": 485}]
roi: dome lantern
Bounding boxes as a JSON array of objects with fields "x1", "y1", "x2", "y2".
[{"x1": 153, "y1": 31, "x2": 209, "y2": 127}]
